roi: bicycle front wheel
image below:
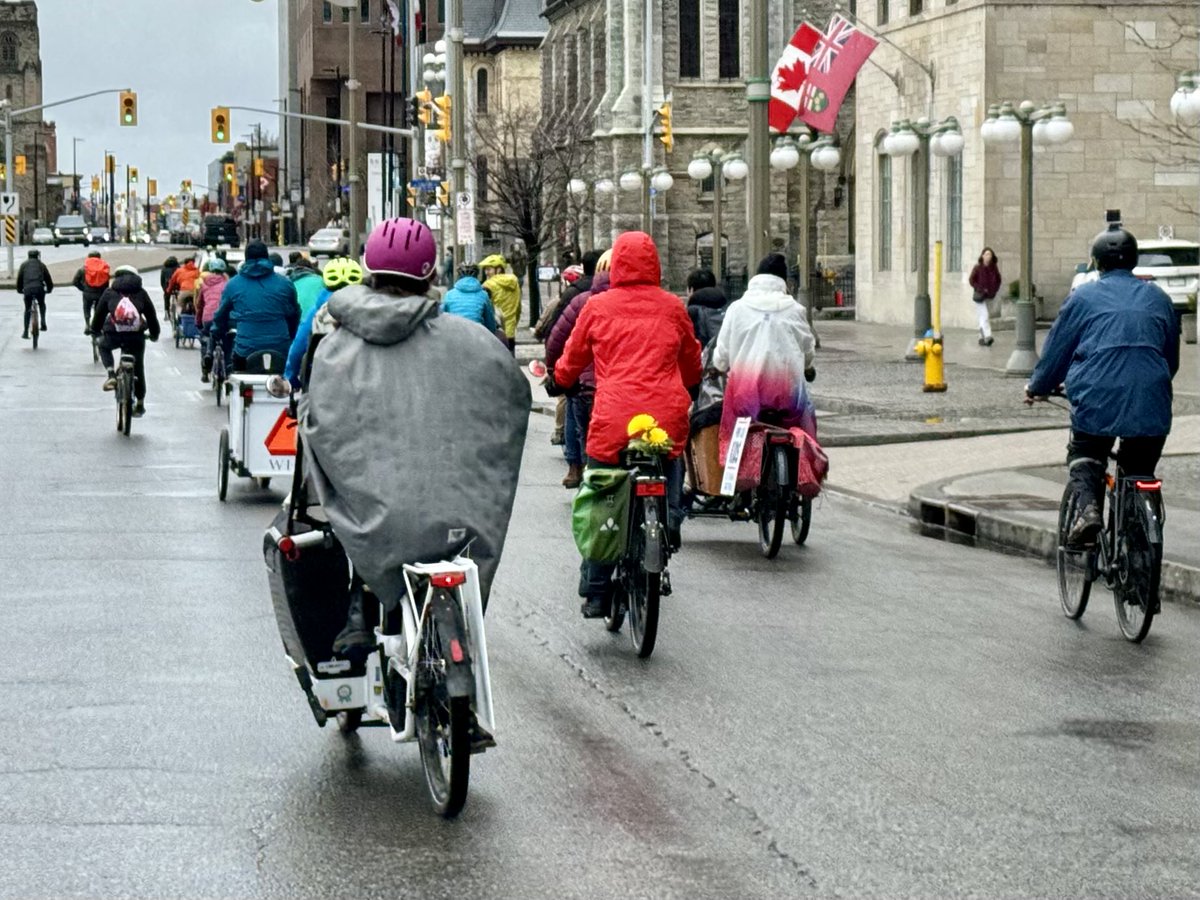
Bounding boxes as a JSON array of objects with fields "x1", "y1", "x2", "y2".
[
  {"x1": 1114, "y1": 493, "x2": 1162, "y2": 643},
  {"x1": 1056, "y1": 490, "x2": 1093, "y2": 620},
  {"x1": 415, "y1": 608, "x2": 471, "y2": 817},
  {"x1": 625, "y1": 501, "x2": 662, "y2": 659},
  {"x1": 757, "y1": 445, "x2": 789, "y2": 559}
]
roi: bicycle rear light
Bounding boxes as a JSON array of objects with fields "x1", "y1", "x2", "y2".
[
  {"x1": 277, "y1": 536, "x2": 300, "y2": 562},
  {"x1": 1134, "y1": 480, "x2": 1162, "y2": 491},
  {"x1": 449, "y1": 639, "x2": 465, "y2": 663},
  {"x1": 635, "y1": 480, "x2": 666, "y2": 497},
  {"x1": 431, "y1": 572, "x2": 467, "y2": 588}
]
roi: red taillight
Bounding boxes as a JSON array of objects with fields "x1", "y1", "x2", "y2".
[
  {"x1": 1135, "y1": 480, "x2": 1162, "y2": 491},
  {"x1": 635, "y1": 480, "x2": 666, "y2": 497},
  {"x1": 449, "y1": 638, "x2": 465, "y2": 663},
  {"x1": 240, "y1": 384, "x2": 254, "y2": 404},
  {"x1": 431, "y1": 571, "x2": 467, "y2": 588},
  {"x1": 278, "y1": 536, "x2": 299, "y2": 561},
  {"x1": 1135, "y1": 274, "x2": 1155, "y2": 281}
]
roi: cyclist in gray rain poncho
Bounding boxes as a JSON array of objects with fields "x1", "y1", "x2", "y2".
[{"x1": 298, "y1": 218, "x2": 530, "y2": 650}]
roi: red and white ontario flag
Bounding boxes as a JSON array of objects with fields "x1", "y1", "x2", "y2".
[{"x1": 769, "y1": 22, "x2": 823, "y2": 133}]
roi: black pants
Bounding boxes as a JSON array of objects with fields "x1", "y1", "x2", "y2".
[
  {"x1": 98, "y1": 332, "x2": 148, "y2": 401},
  {"x1": 1066, "y1": 431, "x2": 1167, "y2": 508},
  {"x1": 22, "y1": 293, "x2": 46, "y2": 333},
  {"x1": 82, "y1": 294, "x2": 101, "y2": 326}
]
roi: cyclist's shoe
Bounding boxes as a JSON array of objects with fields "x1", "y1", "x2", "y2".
[
  {"x1": 562, "y1": 463, "x2": 583, "y2": 489},
  {"x1": 200, "y1": 372, "x2": 210, "y2": 383},
  {"x1": 20, "y1": 332, "x2": 28, "y2": 340},
  {"x1": 577, "y1": 561, "x2": 589, "y2": 598},
  {"x1": 83, "y1": 326, "x2": 90, "y2": 335},
  {"x1": 550, "y1": 430, "x2": 565, "y2": 446},
  {"x1": 469, "y1": 716, "x2": 497, "y2": 754},
  {"x1": 580, "y1": 594, "x2": 610, "y2": 619},
  {"x1": 132, "y1": 402, "x2": 145, "y2": 418},
  {"x1": 667, "y1": 525, "x2": 682, "y2": 553},
  {"x1": 102, "y1": 371, "x2": 117, "y2": 391},
  {"x1": 40, "y1": 321, "x2": 47, "y2": 331},
  {"x1": 1067, "y1": 502, "x2": 1103, "y2": 548},
  {"x1": 332, "y1": 584, "x2": 375, "y2": 652}
]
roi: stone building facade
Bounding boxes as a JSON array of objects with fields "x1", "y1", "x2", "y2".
[
  {"x1": 541, "y1": 0, "x2": 855, "y2": 289},
  {"x1": 0, "y1": 1, "x2": 55, "y2": 231},
  {"x1": 854, "y1": 0, "x2": 1200, "y2": 328}
]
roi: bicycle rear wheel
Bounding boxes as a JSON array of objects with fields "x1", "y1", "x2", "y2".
[
  {"x1": 625, "y1": 501, "x2": 662, "y2": 659},
  {"x1": 415, "y1": 606, "x2": 471, "y2": 817},
  {"x1": 30, "y1": 314, "x2": 38, "y2": 350},
  {"x1": 791, "y1": 497, "x2": 813, "y2": 545},
  {"x1": 1056, "y1": 489, "x2": 1093, "y2": 620},
  {"x1": 120, "y1": 372, "x2": 134, "y2": 436},
  {"x1": 757, "y1": 445, "x2": 790, "y2": 559},
  {"x1": 1114, "y1": 492, "x2": 1161, "y2": 643}
]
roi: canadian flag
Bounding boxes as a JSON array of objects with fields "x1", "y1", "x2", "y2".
[{"x1": 769, "y1": 23, "x2": 823, "y2": 133}]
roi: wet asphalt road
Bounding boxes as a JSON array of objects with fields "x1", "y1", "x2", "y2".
[{"x1": 2, "y1": 286, "x2": 1199, "y2": 899}]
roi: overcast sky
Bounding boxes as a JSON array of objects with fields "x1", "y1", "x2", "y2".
[{"x1": 37, "y1": 0, "x2": 280, "y2": 198}]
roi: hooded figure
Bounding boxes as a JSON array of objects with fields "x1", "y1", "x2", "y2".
[
  {"x1": 90, "y1": 267, "x2": 161, "y2": 409},
  {"x1": 210, "y1": 240, "x2": 300, "y2": 365},
  {"x1": 480, "y1": 254, "x2": 522, "y2": 347},
  {"x1": 555, "y1": 231, "x2": 702, "y2": 464},
  {"x1": 441, "y1": 270, "x2": 498, "y2": 333},
  {"x1": 300, "y1": 282, "x2": 530, "y2": 607},
  {"x1": 712, "y1": 254, "x2": 817, "y2": 454}
]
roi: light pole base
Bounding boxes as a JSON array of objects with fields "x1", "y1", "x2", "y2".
[
  {"x1": 1004, "y1": 348, "x2": 1040, "y2": 377},
  {"x1": 1005, "y1": 298, "x2": 1040, "y2": 376},
  {"x1": 904, "y1": 337, "x2": 924, "y2": 361}
]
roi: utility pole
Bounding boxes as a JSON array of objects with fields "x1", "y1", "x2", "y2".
[
  {"x1": 640, "y1": 0, "x2": 652, "y2": 232},
  {"x1": 746, "y1": 0, "x2": 770, "y2": 264},
  {"x1": 448, "y1": 0, "x2": 465, "y2": 269},
  {"x1": 346, "y1": 7, "x2": 362, "y2": 256}
]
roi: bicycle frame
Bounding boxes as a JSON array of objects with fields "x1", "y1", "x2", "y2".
[{"x1": 1096, "y1": 469, "x2": 1165, "y2": 594}]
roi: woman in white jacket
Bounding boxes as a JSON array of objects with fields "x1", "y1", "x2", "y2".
[{"x1": 712, "y1": 254, "x2": 817, "y2": 452}]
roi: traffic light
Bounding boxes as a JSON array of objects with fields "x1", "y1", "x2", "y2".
[
  {"x1": 129, "y1": 166, "x2": 138, "y2": 183},
  {"x1": 223, "y1": 163, "x2": 235, "y2": 183},
  {"x1": 182, "y1": 179, "x2": 192, "y2": 192},
  {"x1": 14, "y1": 155, "x2": 25, "y2": 176},
  {"x1": 106, "y1": 154, "x2": 115, "y2": 174},
  {"x1": 657, "y1": 101, "x2": 673, "y2": 153},
  {"x1": 253, "y1": 157, "x2": 265, "y2": 177},
  {"x1": 91, "y1": 176, "x2": 100, "y2": 193},
  {"x1": 437, "y1": 180, "x2": 450, "y2": 207},
  {"x1": 119, "y1": 91, "x2": 138, "y2": 126},
  {"x1": 415, "y1": 89, "x2": 432, "y2": 126},
  {"x1": 211, "y1": 107, "x2": 229, "y2": 143},
  {"x1": 147, "y1": 178, "x2": 157, "y2": 197},
  {"x1": 432, "y1": 94, "x2": 452, "y2": 143}
]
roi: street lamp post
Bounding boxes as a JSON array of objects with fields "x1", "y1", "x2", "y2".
[
  {"x1": 687, "y1": 149, "x2": 748, "y2": 281},
  {"x1": 882, "y1": 116, "x2": 965, "y2": 358},
  {"x1": 620, "y1": 165, "x2": 673, "y2": 243},
  {"x1": 71, "y1": 137, "x2": 83, "y2": 213},
  {"x1": 567, "y1": 177, "x2": 594, "y2": 254},
  {"x1": 328, "y1": 0, "x2": 361, "y2": 256},
  {"x1": 981, "y1": 100, "x2": 1074, "y2": 376},
  {"x1": 1170, "y1": 72, "x2": 1200, "y2": 242},
  {"x1": 746, "y1": 0, "x2": 770, "y2": 263}
]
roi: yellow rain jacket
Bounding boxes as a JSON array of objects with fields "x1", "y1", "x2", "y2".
[{"x1": 484, "y1": 273, "x2": 522, "y2": 339}]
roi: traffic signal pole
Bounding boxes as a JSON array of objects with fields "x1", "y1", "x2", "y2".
[
  {"x1": 0, "y1": 87, "x2": 130, "y2": 274},
  {"x1": 448, "y1": 0, "x2": 466, "y2": 269}
]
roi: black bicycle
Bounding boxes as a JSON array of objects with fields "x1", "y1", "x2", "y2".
[
  {"x1": 113, "y1": 352, "x2": 136, "y2": 436},
  {"x1": 603, "y1": 451, "x2": 671, "y2": 659},
  {"x1": 1057, "y1": 453, "x2": 1165, "y2": 642}
]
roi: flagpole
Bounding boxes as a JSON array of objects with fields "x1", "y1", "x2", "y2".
[{"x1": 830, "y1": 4, "x2": 934, "y2": 113}]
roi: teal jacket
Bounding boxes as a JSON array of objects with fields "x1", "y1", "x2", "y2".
[
  {"x1": 210, "y1": 258, "x2": 300, "y2": 359},
  {"x1": 441, "y1": 276, "x2": 497, "y2": 333}
]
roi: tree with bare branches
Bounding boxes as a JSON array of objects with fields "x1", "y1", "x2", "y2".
[{"x1": 472, "y1": 104, "x2": 593, "y2": 324}]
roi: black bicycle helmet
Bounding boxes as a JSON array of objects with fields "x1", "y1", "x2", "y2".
[{"x1": 1090, "y1": 225, "x2": 1138, "y2": 272}]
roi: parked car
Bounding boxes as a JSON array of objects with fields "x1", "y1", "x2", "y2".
[
  {"x1": 53, "y1": 214, "x2": 90, "y2": 247},
  {"x1": 90, "y1": 223, "x2": 110, "y2": 243},
  {"x1": 31, "y1": 226, "x2": 54, "y2": 245},
  {"x1": 307, "y1": 227, "x2": 350, "y2": 257},
  {"x1": 155, "y1": 229, "x2": 171, "y2": 244},
  {"x1": 1069, "y1": 238, "x2": 1199, "y2": 313}
]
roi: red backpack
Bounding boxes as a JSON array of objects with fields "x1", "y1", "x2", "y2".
[{"x1": 84, "y1": 257, "x2": 110, "y2": 289}]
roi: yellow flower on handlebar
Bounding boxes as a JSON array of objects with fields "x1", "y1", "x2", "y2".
[
  {"x1": 627, "y1": 413, "x2": 658, "y2": 436},
  {"x1": 645, "y1": 427, "x2": 670, "y2": 448}
]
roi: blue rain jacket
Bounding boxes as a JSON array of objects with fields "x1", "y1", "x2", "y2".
[
  {"x1": 1028, "y1": 270, "x2": 1180, "y2": 437},
  {"x1": 284, "y1": 288, "x2": 334, "y2": 388},
  {"x1": 440, "y1": 275, "x2": 497, "y2": 333},
  {"x1": 210, "y1": 258, "x2": 300, "y2": 360}
]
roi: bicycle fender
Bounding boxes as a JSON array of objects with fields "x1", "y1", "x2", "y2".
[
  {"x1": 642, "y1": 503, "x2": 665, "y2": 575},
  {"x1": 430, "y1": 592, "x2": 476, "y2": 700}
]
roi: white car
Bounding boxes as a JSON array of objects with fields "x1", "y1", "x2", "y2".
[
  {"x1": 1070, "y1": 238, "x2": 1198, "y2": 312},
  {"x1": 307, "y1": 227, "x2": 350, "y2": 257},
  {"x1": 155, "y1": 229, "x2": 171, "y2": 244},
  {"x1": 31, "y1": 226, "x2": 54, "y2": 245}
]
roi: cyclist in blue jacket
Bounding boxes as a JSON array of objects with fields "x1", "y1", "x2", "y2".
[
  {"x1": 1026, "y1": 225, "x2": 1180, "y2": 547},
  {"x1": 440, "y1": 264, "x2": 498, "y2": 333},
  {"x1": 209, "y1": 240, "x2": 299, "y2": 371}
]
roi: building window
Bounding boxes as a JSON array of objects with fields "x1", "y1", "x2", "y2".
[
  {"x1": 476, "y1": 69, "x2": 489, "y2": 115},
  {"x1": 476, "y1": 155, "x2": 488, "y2": 203},
  {"x1": 360, "y1": 0, "x2": 370, "y2": 23},
  {"x1": 718, "y1": 0, "x2": 740, "y2": 79},
  {"x1": 323, "y1": 2, "x2": 332, "y2": 23},
  {"x1": 878, "y1": 152, "x2": 892, "y2": 271},
  {"x1": 946, "y1": 154, "x2": 963, "y2": 271},
  {"x1": 679, "y1": 0, "x2": 700, "y2": 78},
  {"x1": 878, "y1": 0, "x2": 889, "y2": 26},
  {"x1": 438, "y1": 0, "x2": 445, "y2": 23},
  {"x1": 909, "y1": 0, "x2": 923, "y2": 15},
  {"x1": 593, "y1": 26, "x2": 606, "y2": 97}
]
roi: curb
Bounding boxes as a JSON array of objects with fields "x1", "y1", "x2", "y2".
[{"x1": 908, "y1": 481, "x2": 1200, "y2": 607}]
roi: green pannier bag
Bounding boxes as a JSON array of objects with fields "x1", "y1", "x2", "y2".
[{"x1": 571, "y1": 466, "x2": 631, "y2": 563}]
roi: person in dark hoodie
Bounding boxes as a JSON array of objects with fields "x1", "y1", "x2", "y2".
[
  {"x1": 685, "y1": 267, "x2": 728, "y2": 349},
  {"x1": 16, "y1": 249, "x2": 52, "y2": 339},
  {"x1": 159, "y1": 256, "x2": 180, "y2": 318},
  {"x1": 209, "y1": 239, "x2": 300, "y2": 371},
  {"x1": 90, "y1": 265, "x2": 161, "y2": 416},
  {"x1": 441, "y1": 263, "x2": 498, "y2": 333}
]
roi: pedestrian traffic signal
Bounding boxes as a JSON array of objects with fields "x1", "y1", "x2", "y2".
[
  {"x1": 211, "y1": 107, "x2": 230, "y2": 143},
  {"x1": 106, "y1": 154, "x2": 115, "y2": 174},
  {"x1": 657, "y1": 101, "x2": 673, "y2": 153},
  {"x1": 415, "y1": 89, "x2": 432, "y2": 126},
  {"x1": 223, "y1": 163, "x2": 235, "y2": 183},
  {"x1": 253, "y1": 158, "x2": 265, "y2": 177},
  {"x1": 14, "y1": 155, "x2": 25, "y2": 176},
  {"x1": 433, "y1": 94, "x2": 451, "y2": 143},
  {"x1": 119, "y1": 91, "x2": 138, "y2": 126}
]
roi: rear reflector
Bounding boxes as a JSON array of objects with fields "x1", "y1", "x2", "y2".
[
  {"x1": 635, "y1": 480, "x2": 666, "y2": 497},
  {"x1": 1135, "y1": 480, "x2": 1162, "y2": 491},
  {"x1": 431, "y1": 571, "x2": 467, "y2": 588},
  {"x1": 449, "y1": 638, "x2": 465, "y2": 663},
  {"x1": 278, "y1": 536, "x2": 299, "y2": 561}
]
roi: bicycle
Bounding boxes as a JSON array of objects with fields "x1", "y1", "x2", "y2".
[
  {"x1": 113, "y1": 351, "x2": 137, "y2": 436},
  {"x1": 602, "y1": 450, "x2": 671, "y2": 659},
  {"x1": 210, "y1": 332, "x2": 228, "y2": 407},
  {"x1": 1057, "y1": 452, "x2": 1165, "y2": 643},
  {"x1": 28, "y1": 302, "x2": 39, "y2": 350}
]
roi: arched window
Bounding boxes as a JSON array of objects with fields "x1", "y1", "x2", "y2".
[
  {"x1": 1, "y1": 33, "x2": 18, "y2": 66},
  {"x1": 476, "y1": 68, "x2": 489, "y2": 115}
]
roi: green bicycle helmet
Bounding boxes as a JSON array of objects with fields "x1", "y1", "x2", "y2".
[{"x1": 322, "y1": 256, "x2": 365, "y2": 289}]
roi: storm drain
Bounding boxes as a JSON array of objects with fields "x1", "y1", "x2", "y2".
[{"x1": 915, "y1": 500, "x2": 978, "y2": 544}]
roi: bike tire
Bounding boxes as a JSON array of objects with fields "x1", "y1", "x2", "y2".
[
  {"x1": 415, "y1": 613, "x2": 471, "y2": 818},
  {"x1": 217, "y1": 427, "x2": 230, "y2": 501},
  {"x1": 758, "y1": 446, "x2": 789, "y2": 559},
  {"x1": 1114, "y1": 493, "x2": 1161, "y2": 643},
  {"x1": 30, "y1": 317, "x2": 38, "y2": 350},
  {"x1": 120, "y1": 373, "x2": 133, "y2": 436},
  {"x1": 626, "y1": 502, "x2": 661, "y2": 659},
  {"x1": 604, "y1": 581, "x2": 625, "y2": 633},
  {"x1": 1056, "y1": 489, "x2": 1093, "y2": 620},
  {"x1": 91, "y1": 337, "x2": 99, "y2": 365},
  {"x1": 791, "y1": 497, "x2": 813, "y2": 545}
]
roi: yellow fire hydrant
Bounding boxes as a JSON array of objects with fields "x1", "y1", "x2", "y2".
[{"x1": 914, "y1": 329, "x2": 947, "y2": 393}]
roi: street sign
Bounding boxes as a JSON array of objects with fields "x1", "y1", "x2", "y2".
[
  {"x1": 0, "y1": 192, "x2": 18, "y2": 216},
  {"x1": 457, "y1": 208, "x2": 476, "y2": 245},
  {"x1": 411, "y1": 178, "x2": 440, "y2": 191},
  {"x1": 179, "y1": 191, "x2": 193, "y2": 207},
  {"x1": 1158, "y1": 225, "x2": 1174, "y2": 240},
  {"x1": 457, "y1": 191, "x2": 472, "y2": 210}
]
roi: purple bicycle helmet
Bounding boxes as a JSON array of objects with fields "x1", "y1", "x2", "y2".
[{"x1": 364, "y1": 217, "x2": 437, "y2": 280}]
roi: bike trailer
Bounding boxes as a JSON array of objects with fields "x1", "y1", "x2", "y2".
[{"x1": 225, "y1": 373, "x2": 295, "y2": 480}]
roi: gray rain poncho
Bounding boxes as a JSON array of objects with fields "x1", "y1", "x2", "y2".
[{"x1": 299, "y1": 284, "x2": 530, "y2": 606}]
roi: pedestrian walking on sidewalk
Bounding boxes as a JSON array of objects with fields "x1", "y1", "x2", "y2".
[{"x1": 969, "y1": 248, "x2": 1002, "y2": 346}]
